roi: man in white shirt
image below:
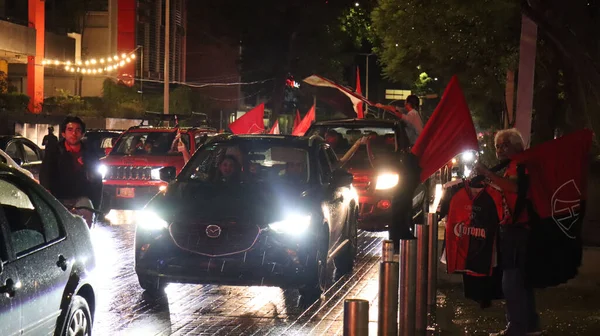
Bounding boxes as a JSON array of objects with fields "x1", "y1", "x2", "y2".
[{"x1": 404, "y1": 95, "x2": 424, "y2": 144}]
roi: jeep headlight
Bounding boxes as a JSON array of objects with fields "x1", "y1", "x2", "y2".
[
  {"x1": 268, "y1": 214, "x2": 311, "y2": 235},
  {"x1": 98, "y1": 164, "x2": 107, "y2": 179},
  {"x1": 136, "y1": 210, "x2": 169, "y2": 230},
  {"x1": 151, "y1": 167, "x2": 162, "y2": 180},
  {"x1": 375, "y1": 173, "x2": 400, "y2": 190}
]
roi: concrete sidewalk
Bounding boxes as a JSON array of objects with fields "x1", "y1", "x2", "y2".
[{"x1": 435, "y1": 247, "x2": 600, "y2": 335}]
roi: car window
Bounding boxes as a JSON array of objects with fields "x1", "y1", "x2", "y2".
[
  {"x1": 4, "y1": 142, "x2": 19, "y2": 159},
  {"x1": 22, "y1": 143, "x2": 39, "y2": 162},
  {"x1": 0, "y1": 179, "x2": 62, "y2": 256},
  {"x1": 183, "y1": 141, "x2": 310, "y2": 184},
  {"x1": 326, "y1": 147, "x2": 339, "y2": 166},
  {"x1": 111, "y1": 131, "x2": 178, "y2": 156}
]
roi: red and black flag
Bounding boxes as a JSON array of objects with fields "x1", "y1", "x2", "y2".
[{"x1": 511, "y1": 129, "x2": 594, "y2": 287}]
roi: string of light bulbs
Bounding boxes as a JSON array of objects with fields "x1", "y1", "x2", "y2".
[{"x1": 40, "y1": 51, "x2": 137, "y2": 75}]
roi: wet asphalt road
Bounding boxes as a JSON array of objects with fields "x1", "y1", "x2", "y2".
[{"x1": 89, "y1": 220, "x2": 385, "y2": 336}]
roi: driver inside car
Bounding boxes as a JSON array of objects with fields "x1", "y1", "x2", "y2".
[{"x1": 217, "y1": 155, "x2": 241, "y2": 182}]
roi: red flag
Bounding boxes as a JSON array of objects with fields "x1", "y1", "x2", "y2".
[
  {"x1": 293, "y1": 110, "x2": 301, "y2": 130},
  {"x1": 355, "y1": 67, "x2": 364, "y2": 119},
  {"x1": 292, "y1": 105, "x2": 316, "y2": 136},
  {"x1": 229, "y1": 103, "x2": 265, "y2": 134},
  {"x1": 268, "y1": 120, "x2": 280, "y2": 134},
  {"x1": 411, "y1": 76, "x2": 479, "y2": 182},
  {"x1": 510, "y1": 129, "x2": 593, "y2": 288}
]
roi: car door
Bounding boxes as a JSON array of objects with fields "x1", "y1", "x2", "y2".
[
  {"x1": 317, "y1": 146, "x2": 345, "y2": 251},
  {"x1": 0, "y1": 176, "x2": 73, "y2": 335},
  {"x1": 0, "y1": 213, "x2": 22, "y2": 336},
  {"x1": 19, "y1": 141, "x2": 42, "y2": 180}
]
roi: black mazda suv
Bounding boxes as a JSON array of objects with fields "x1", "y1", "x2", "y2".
[{"x1": 134, "y1": 135, "x2": 359, "y2": 298}]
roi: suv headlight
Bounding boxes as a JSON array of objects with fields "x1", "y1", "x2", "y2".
[
  {"x1": 136, "y1": 210, "x2": 169, "y2": 230},
  {"x1": 151, "y1": 168, "x2": 162, "y2": 180},
  {"x1": 268, "y1": 214, "x2": 311, "y2": 235},
  {"x1": 98, "y1": 164, "x2": 107, "y2": 179},
  {"x1": 375, "y1": 173, "x2": 399, "y2": 190}
]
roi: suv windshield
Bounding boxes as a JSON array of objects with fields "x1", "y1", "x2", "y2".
[
  {"x1": 181, "y1": 141, "x2": 309, "y2": 184},
  {"x1": 111, "y1": 131, "x2": 179, "y2": 156},
  {"x1": 308, "y1": 125, "x2": 396, "y2": 169}
]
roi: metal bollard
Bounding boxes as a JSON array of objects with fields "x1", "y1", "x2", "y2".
[
  {"x1": 344, "y1": 299, "x2": 370, "y2": 336},
  {"x1": 378, "y1": 240, "x2": 399, "y2": 336},
  {"x1": 415, "y1": 224, "x2": 429, "y2": 335},
  {"x1": 398, "y1": 238, "x2": 417, "y2": 336},
  {"x1": 427, "y1": 213, "x2": 439, "y2": 326}
]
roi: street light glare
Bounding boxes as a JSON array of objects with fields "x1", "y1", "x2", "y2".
[{"x1": 355, "y1": 2, "x2": 359, "y2": 6}]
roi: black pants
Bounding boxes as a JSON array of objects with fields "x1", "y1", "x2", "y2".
[
  {"x1": 500, "y1": 225, "x2": 540, "y2": 335},
  {"x1": 389, "y1": 184, "x2": 418, "y2": 251}
]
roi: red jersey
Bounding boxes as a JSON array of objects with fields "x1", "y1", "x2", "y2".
[{"x1": 445, "y1": 183, "x2": 509, "y2": 276}]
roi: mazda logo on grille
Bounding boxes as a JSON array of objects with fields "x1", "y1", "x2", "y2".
[{"x1": 205, "y1": 225, "x2": 222, "y2": 239}]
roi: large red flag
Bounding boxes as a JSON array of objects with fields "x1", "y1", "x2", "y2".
[
  {"x1": 411, "y1": 75, "x2": 479, "y2": 182},
  {"x1": 292, "y1": 105, "x2": 316, "y2": 136},
  {"x1": 510, "y1": 129, "x2": 593, "y2": 288},
  {"x1": 293, "y1": 110, "x2": 301, "y2": 130},
  {"x1": 355, "y1": 67, "x2": 364, "y2": 119},
  {"x1": 268, "y1": 120, "x2": 280, "y2": 134},
  {"x1": 229, "y1": 103, "x2": 265, "y2": 134}
]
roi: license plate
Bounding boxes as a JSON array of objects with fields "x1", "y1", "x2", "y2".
[{"x1": 116, "y1": 188, "x2": 135, "y2": 198}]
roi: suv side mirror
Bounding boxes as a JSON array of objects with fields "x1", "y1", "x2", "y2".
[
  {"x1": 159, "y1": 166, "x2": 177, "y2": 182},
  {"x1": 331, "y1": 168, "x2": 353, "y2": 187},
  {"x1": 11, "y1": 157, "x2": 23, "y2": 166}
]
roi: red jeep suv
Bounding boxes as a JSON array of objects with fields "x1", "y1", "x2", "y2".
[{"x1": 99, "y1": 125, "x2": 216, "y2": 211}]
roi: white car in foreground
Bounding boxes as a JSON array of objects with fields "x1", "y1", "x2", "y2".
[{"x1": 0, "y1": 148, "x2": 36, "y2": 180}]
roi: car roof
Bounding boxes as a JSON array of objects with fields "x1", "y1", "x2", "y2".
[
  {"x1": 311, "y1": 118, "x2": 399, "y2": 128},
  {"x1": 209, "y1": 134, "x2": 325, "y2": 148},
  {"x1": 0, "y1": 135, "x2": 36, "y2": 147},
  {"x1": 124, "y1": 126, "x2": 217, "y2": 133}
]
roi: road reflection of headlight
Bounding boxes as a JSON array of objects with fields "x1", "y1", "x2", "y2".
[
  {"x1": 98, "y1": 164, "x2": 107, "y2": 179},
  {"x1": 268, "y1": 214, "x2": 311, "y2": 235},
  {"x1": 375, "y1": 173, "x2": 399, "y2": 190},
  {"x1": 151, "y1": 168, "x2": 162, "y2": 180},
  {"x1": 136, "y1": 210, "x2": 168, "y2": 230}
]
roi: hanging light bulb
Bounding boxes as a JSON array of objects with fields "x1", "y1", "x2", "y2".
[
  {"x1": 98, "y1": 68, "x2": 103, "y2": 73},
  {"x1": 107, "y1": 66, "x2": 113, "y2": 71},
  {"x1": 126, "y1": 57, "x2": 131, "y2": 63},
  {"x1": 92, "y1": 69, "x2": 97, "y2": 74},
  {"x1": 130, "y1": 54, "x2": 136, "y2": 59},
  {"x1": 121, "y1": 53, "x2": 127, "y2": 59},
  {"x1": 100, "y1": 58, "x2": 105, "y2": 64},
  {"x1": 77, "y1": 60, "x2": 82, "y2": 65},
  {"x1": 113, "y1": 55, "x2": 119, "y2": 61},
  {"x1": 66, "y1": 61, "x2": 71, "y2": 66},
  {"x1": 91, "y1": 59, "x2": 97, "y2": 64},
  {"x1": 70, "y1": 68, "x2": 75, "y2": 72},
  {"x1": 41, "y1": 60, "x2": 46, "y2": 65},
  {"x1": 64, "y1": 66, "x2": 70, "y2": 71},
  {"x1": 84, "y1": 60, "x2": 90, "y2": 65},
  {"x1": 81, "y1": 69, "x2": 86, "y2": 74},
  {"x1": 119, "y1": 60, "x2": 125, "y2": 66},
  {"x1": 54, "y1": 60, "x2": 60, "y2": 65}
]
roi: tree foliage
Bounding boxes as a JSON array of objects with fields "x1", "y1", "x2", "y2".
[{"x1": 371, "y1": 0, "x2": 522, "y2": 129}]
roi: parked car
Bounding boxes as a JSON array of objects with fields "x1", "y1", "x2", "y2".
[
  {"x1": 0, "y1": 136, "x2": 43, "y2": 180},
  {"x1": 98, "y1": 125, "x2": 217, "y2": 212},
  {"x1": 135, "y1": 135, "x2": 359, "y2": 298},
  {"x1": 0, "y1": 149, "x2": 35, "y2": 180},
  {"x1": 82, "y1": 129, "x2": 123, "y2": 158},
  {"x1": 0, "y1": 163, "x2": 96, "y2": 336},
  {"x1": 306, "y1": 119, "x2": 439, "y2": 231}
]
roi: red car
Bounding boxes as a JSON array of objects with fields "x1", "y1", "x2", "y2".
[{"x1": 98, "y1": 125, "x2": 217, "y2": 211}]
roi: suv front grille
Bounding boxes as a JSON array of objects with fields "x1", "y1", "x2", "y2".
[
  {"x1": 106, "y1": 165, "x2": 159, "y2": 180},
  {"x1": 169, "y1": 220, "x2": 261, "y2": 257}
]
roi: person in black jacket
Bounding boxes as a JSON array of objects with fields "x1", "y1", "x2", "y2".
[{"x1": 40, "y1": 117, "x2": 103, "y2": 209}]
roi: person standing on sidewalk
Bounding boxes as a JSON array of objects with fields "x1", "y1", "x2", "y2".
[{"x1": 475, "y1": 128, "x2": 542, "y2": 336}]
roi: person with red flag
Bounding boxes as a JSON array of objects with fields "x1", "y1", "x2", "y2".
[{"x1": 475, "y1": 128, "x2": 542, "y2": 336}]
